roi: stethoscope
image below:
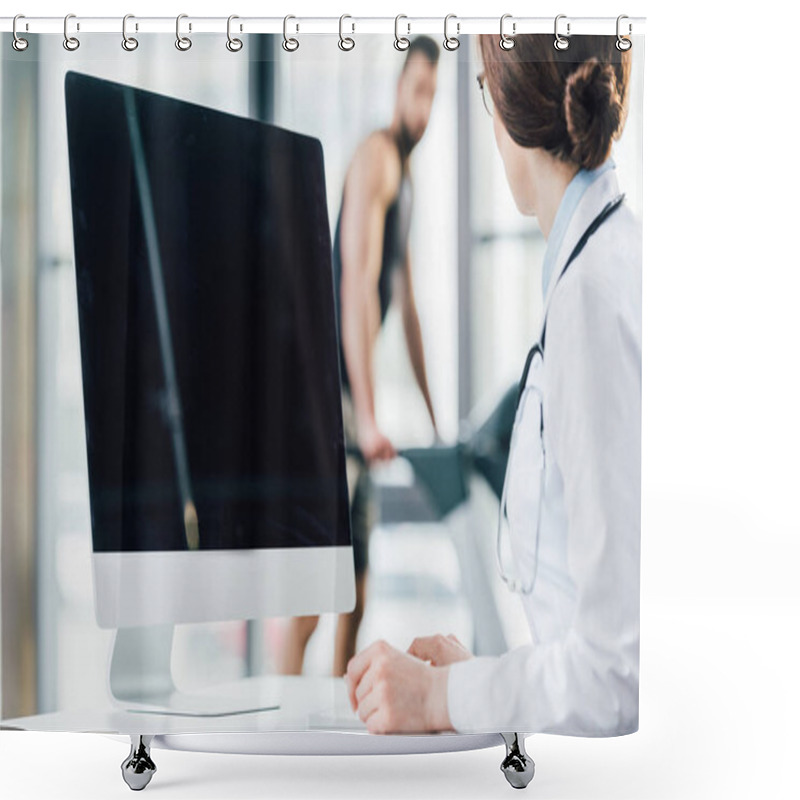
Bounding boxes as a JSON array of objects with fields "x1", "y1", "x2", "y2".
[
  {"x1": 495, "y1": 193, "x2": 626, "y2": 596},
  {"x1": 496, "y1": 345, "x2": 546, "y2": 595}
]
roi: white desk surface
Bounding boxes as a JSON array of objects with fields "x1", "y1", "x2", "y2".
[{"x1": 1, "y1": 674, "x2": 502, "y2": 756}]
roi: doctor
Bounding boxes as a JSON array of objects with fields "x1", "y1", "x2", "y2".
[{"x1": 345, "y1": 32, "x2": 641, "y2": 736}]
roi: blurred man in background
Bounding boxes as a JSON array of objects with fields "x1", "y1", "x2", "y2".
[{"x1": 279, "y1": 36, "x2": 440, "y2": 677}]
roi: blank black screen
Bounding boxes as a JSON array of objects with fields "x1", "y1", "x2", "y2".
[{"x1": 65, "y1": 71, "x2": 351, "y2": 554}]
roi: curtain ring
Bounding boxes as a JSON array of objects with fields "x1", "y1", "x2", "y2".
[
  {"x1": 554, "y1": 14, "x2": 570, "y2": 51},
  {"x1": 394, "y1": 14, "x2": 410, "y2": 51},
  {"x1": 616, "y1": 14, "x2": 632, "y2": 51},
  {"x1": 175, "y1": 14, "x2": 192, "y2": 51},
  {"x1": 12, "y1": 14, "x2": 29, "y2": 52},
  {"x1": 226, "y1": 14, "x2": 243, "y2": 52},
  {"x1": 122, "y1": 14, "x2": 138, "y2": 51},
  {"x1": 499, "y1": 14, "x2": 515, "y2": 50},
  {"x1": 282, "y1": 15, "x2": 299, "y2": 51},
  {"x1": 63, "y1": 14, "x2": 80, "y2": 51},
  {"x1": 443, "y1": 14, "x2": 460, "y2": 51},
  {"x1": 339, "y1": 14, "x2": 355, "y2": 51}
]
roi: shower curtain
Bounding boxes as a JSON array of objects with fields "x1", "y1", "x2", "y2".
[{"x1": 0, "y1": 15, "x2": 645, "y2": 785}]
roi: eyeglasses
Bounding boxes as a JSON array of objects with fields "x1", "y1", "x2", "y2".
[{"x1": 476, "y1": 72, "x2": 494, "y2": 118}]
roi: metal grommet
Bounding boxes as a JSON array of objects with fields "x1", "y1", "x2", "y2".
[
  {"x1": 500, "y1": 14, "x2": 515, "y2": 50},
  {"x1": 122, "y1": 14, "x2": 138, "y2": 51},
  {"x1": 338, "y1": 14, "x2": 355, "y2": 51},
  {"x1": 226, "y1": 14, "x2": 243, "y2": 52},
  {"x1": 616, "y1": 14, "x2": 632, "y2": 51},
  {"x1": 443, "y1": 13, "x2": 460, "y2": 51},
  {"x1": 175, "y1": 14, "x2": 192, "y2": 51},
  {"x1": 12, "y1": 14, "x2": 29, "y2": 52},
  {"x1": 63, "y1": 13, "x2": 80, "y2": 51},
  {"x1": 282, "y1": 15, "x2": 299, "y2": 51},
  {"x1": 394, "y1": 14, "x2": 410, "y2": 51},
  {"x1": 554, "y1": 14, "x2": 570, "y2": 51}
]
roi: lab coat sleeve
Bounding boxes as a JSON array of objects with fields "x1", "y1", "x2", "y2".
[{"x1": 446, "y1": 267, "x2": 641, "y2": 736}]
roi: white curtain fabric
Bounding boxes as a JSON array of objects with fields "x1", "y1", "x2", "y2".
[{"x1": 0, "y1": 30, "x2": 643, "y2": 738}]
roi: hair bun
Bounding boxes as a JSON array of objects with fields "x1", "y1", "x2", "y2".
[{"x1": 564, "y1": 58, "x2": 623, "y2": 170}]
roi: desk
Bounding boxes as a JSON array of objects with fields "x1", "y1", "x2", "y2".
[
  {"x1": 1, "y1": 674, "x2": 502, "y2": 756},
  {"x1": 1, "y1": 666, "x2": 531, "y2": 792}
]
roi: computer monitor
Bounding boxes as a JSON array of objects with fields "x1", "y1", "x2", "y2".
[{"x1": 65, "y1": 72, "x2": 355, "y2": 630}]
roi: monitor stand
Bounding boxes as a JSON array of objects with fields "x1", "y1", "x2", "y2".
[{"x1": 107, "y1": 624, "x2": 281, "y2": 717}]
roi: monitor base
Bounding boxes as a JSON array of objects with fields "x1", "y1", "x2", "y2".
[
  {"x1": 107, "y1": 624, "x2": 282, "y2": 717},
  {"x1": 119, "y1": 691, "x2": 281, "y2": 718}
]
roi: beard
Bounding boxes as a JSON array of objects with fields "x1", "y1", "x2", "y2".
[{"x1": 395, "y1": 120, "x2": 422, "y2": 163}]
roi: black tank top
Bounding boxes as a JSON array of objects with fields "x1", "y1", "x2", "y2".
[{"x1": 332, "y1": 135, "x2": 413, "y2": 390}]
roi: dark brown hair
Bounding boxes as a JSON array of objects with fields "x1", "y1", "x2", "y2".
[
  {"x1": 478, "y1": 35, "x2": 631, "y2": 170},
  {"x1": 403, "y1": 35, "x2": 440, "y2": 70}
]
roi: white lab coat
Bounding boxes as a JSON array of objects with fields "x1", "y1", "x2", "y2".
[{"x1": 447, "y1": 166, "x2": 642, "y2": 736}]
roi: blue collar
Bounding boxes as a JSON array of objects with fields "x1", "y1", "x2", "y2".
[{"x1": 541, "y1": 158, "x2": 616, "y2": 298}]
